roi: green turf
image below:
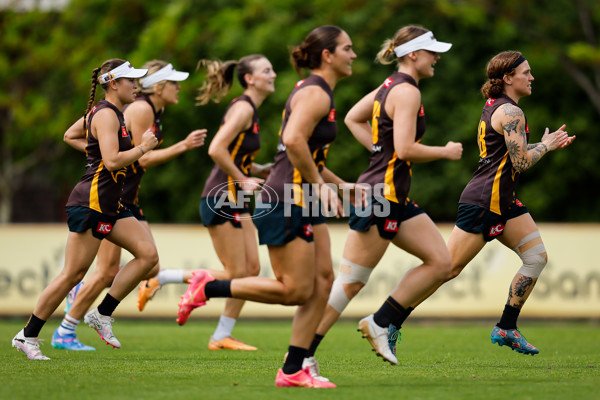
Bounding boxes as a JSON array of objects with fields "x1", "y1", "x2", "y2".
[{"x1": 2, "y1": 318, "x2": 598, "y2": 399}]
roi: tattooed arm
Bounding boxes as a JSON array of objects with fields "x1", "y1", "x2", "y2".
[{"x1": 496, "y1": 103, "x2": 571, "y2": 173}]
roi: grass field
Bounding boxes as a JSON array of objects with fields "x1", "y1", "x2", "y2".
[{"x1": 2, "y1": 318, "x2": 598, "y2": 399}]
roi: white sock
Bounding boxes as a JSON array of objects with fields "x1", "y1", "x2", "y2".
[
  {"x1": 212, "y1": 316, "x2": 236, "y2": 341},
  {"x1": 57, "y1": 314, "x2": 79, "y2": 336},
  {"x1": 157, "y1": 269, "x2": 185, "y2": 285}
]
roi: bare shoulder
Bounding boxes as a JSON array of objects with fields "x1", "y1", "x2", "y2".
[
  {"x1": 125, "y1": 99, "x2": 153, "y2": 116},
  {"x1": 387, "y1": 82, "x2": 421, "y2": 114},
  {"x1": 391, "y1": 80, "x2": 419, "y2": 93},
  {"x1": 227, "y1": 98, "x2": 254, "y2": 116},
  {"x1": 90, "y1": 107, "x2": 120, "y2": 139},
  {"x1": 389, "y1": 83, "x2": 420, "y2": 103},
  {"x1": 295, "y1": 84, "x2": 330, "y2": 104},
  {"x1": 92, "y1": 107, "x2": 120, "y2": 126},
  {"x1": 492, "y1": 103, "x2": 525, "y2": 135},
  {"x1": 222, "y1": 99, "x2": 254, "y2": 130},
  {"x1": 497, "y1": 103, "x2": 524, "y2": 118},
  {"x1": 291, "y1": 85, "x2": 331, "y2": 117}
]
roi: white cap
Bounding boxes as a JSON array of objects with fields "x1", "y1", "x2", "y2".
[
  {"x1": 393, "y1": 31, "x2": 452, "y2": 58},
  {"x1": 140, "y1": 64, "x2": 189, "y2": 88},
  {"x1": 98, "y1": 61, "x2": 148, "y2": 84}
]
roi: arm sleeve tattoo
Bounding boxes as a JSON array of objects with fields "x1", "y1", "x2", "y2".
[{"x1": 502, "y1": 105, "x2": 547, "y2": 172}]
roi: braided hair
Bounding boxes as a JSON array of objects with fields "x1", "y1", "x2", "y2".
[{"x1": 82, "y1": 59, "x2": 126, "y2": 131}]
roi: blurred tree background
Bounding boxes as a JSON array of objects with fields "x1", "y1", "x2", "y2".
[{"x1": 0, "y1": 0, "x2": 598, "y2": 224}]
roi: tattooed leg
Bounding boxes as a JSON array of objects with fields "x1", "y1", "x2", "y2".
[{"x1": 507, "y1": 274, "x2": 537, "y2": 309}]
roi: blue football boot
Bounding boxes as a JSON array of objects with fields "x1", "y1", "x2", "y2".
[
  {"x1": 51, "y1": 328, "x2": 95, "y2": 351},
  {"x1": 491, "y1": 326, "x2": 539, "y2": 355}
]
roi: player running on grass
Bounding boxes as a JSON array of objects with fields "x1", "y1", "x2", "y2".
[
  {"x1": 411, "y1": 50, "x2": 575, "y2": 356},
  {"x1": 306, "y1": 26, "x2": 462, "y2": 365},
  {"x1": 188, "y1": 54, "x2": 276, "y2": 351},
  {"x1": 12, "y1": 59, "x2": 158, "y2": 359},
  {"x1": 175, "y1": 25, "x2": 358, "y2": 388},
  {"x1": 54, "y1": 61, "x2": 206, "y2": 351}
]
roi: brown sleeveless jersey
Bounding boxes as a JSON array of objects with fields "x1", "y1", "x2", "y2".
[
  {"x1": 459, "y1": 95, "x2": 529, "y2": 214},
  {"x1": 201, "y1": 94, "x2": 261, "y2": 202},
  {"x1": 121, "y1": 95, "x2": 164, "y2": 206},
  {"x1": 262, "y1": 74, "x2": 337, "y2": 206},
  {"x1": 357, "y1": 72, "x2": 426, "y2": 203},
  {"x1": 66, "y1": 100, "x2": 134, "y2": 215}
]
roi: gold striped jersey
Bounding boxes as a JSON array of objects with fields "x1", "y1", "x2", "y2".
[
  {"x1": 459, "y1": 95, "x2": 529, "y2": 214},
  {"x1": 261, "y1": 75, "x2": 337, "y2": 206},
  {"x1": 66, "y1": 100, "x2": 133, "y2": 216},
  {"x1": 357, "y1": 72, "x2": 426, "y2": 203},
  {"x1": 121, "y1": 95, "x2": 164, "y2": 206},
  {"x1": 201, "y1": 94, "x2": 260, "y2": 202}
]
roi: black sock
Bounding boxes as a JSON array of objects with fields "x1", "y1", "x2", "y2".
[
  {"x1": 397, "y1": 306, "x2": 415, "y2": 328},
  {"x1": 204, "y1": 280, "x2": 232, "y2": 298},
  {"x1": 373, "y1": 296, "x2": 407, "y2": 328},
  {"x1": 496, "y1": 304, "x2": 521, "y2": 330},
  {"x1": 97, "y1": 293, "x2": 120, "y2": 317},
  {"x1": 307, "y1": 334, "x2": 324, "y2": 357},
  {"x1": 282, "y1": 345, "x2": 308, "y2": 374},
  {"x1": 23, "y1": 314, "x2": 46, "y2": 338}
]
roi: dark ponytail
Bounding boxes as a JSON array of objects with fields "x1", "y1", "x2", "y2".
[{"x1": 291, "y1": 25, "x2": 343, "y2": 76}]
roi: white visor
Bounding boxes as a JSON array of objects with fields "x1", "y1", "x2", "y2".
[
  {"x1": 98, "y1": 61, "x2": 148, "y2": 84},
  {"x1": 393, "y1": 31, "x2": 452, "y2": 58},
  {"x1": 140, "y1": 64, "x2": 190, "y2": 88}
]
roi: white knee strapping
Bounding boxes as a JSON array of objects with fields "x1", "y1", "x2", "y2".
[
  {"x1": 512, "y1": 232, "x2": 547, "y2": 278},
  {"x1": 327, "y1": 258, "x2": 374, "y2": 313},
  {"x1": 513, "y1": 231, "x2": 541, "y2": 249}
]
